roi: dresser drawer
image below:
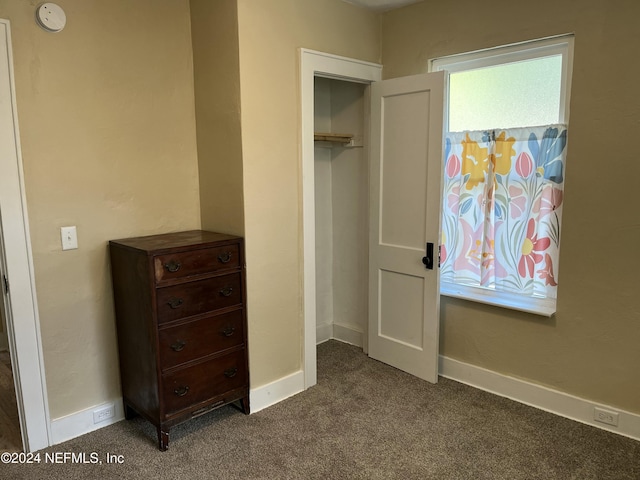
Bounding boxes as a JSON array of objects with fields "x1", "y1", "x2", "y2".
[
  {"x1": 162, "y1": 350, "x2": 247, "y2": 416},
  {"x1": 156, "y1": 273, "x2": 242, "y2": 324},
  {"x1": 158, "y1": 310, "x2": 244, "y2": 370},
  {"x1": 154, "y1": 244, "x2": 240, "y2": 283}
]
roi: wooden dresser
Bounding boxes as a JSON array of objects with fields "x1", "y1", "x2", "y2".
[{"x1": 109, "y1": 230, "x2": 249, "y2": 451}]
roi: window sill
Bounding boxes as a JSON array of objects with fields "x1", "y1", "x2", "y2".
[{"x1": 440, "y1": 281, "x2": 556, "y2": 317}]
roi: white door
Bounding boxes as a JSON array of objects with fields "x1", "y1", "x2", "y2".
[{"x1": 368, "y1": 72, "x2": 445, "y2": 383}]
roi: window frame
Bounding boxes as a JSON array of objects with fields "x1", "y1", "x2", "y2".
[
  {"x1": 430, "y1": 35, "x2": 574, "y2": 128},
  {"x1": 430, "y1": 35, "x2": 574, "y2": 317}
]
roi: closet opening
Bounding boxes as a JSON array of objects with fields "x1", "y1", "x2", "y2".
[
  {"x1": 313, "y1": 77, "x2": 368, "y2": 351},
  {"x1": 300, "y1": 48, "x2": 381, "y2": 389}
]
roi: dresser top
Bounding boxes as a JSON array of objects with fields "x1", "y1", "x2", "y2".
[{"x1": 109, "y1": 230, "x2": 241, "y2": 254}]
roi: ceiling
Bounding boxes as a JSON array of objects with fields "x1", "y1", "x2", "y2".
[{"x1": 342, "y1": 0, "x2": 424, "y2": 12}]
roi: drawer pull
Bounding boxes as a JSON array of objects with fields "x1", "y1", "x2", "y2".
[
  {"x1": 218, "y1": 252, "x2": 233, "y2": 264},
  {"x1": 224, "y1": 367, "x2": 238, "y2": 378},
  {"x1": 174, "y1": 386, "x2": 189, "y2": 397},
  {"x1": 164, "y1": 261, "x2": 181, "y2": 273},
  {"x1": 221, "y1": 326, "x2": 235, "y2": 337},
  {"x1": 219, "y1": 286, "x2": 233, "y2": 297},
  {"x1": 170, "y1": 340, "x2": 186, "y2": 352},
  {"x1": 167, "y1": 297, "x2": 183, "y2": 309}
]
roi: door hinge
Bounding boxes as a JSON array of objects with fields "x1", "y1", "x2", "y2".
[{"x1": 3, "y1": 274, "x2": 8, "y2": 294}]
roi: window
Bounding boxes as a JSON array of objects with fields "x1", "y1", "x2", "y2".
[{"x1": 431, "y1": 35, "x2": 574, "y2": 316}]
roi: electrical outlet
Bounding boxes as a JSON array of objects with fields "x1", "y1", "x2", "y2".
[
  {"x1": 593, "y1": 407, "x2": 619, "y2": 427},
  {"x1": 93, "y1": 403, "x2": 115, "y2": 424}
]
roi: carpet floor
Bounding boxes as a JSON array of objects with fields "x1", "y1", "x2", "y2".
[{"x1": 2, "y1": 340, "x2": 638, "y2": 479}]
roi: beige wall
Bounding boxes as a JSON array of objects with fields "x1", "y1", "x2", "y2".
[
  {"x1": 191, "y1": 0, "x2": 245, "y2": 236},
  {"x1": 0, "y1": 0, "x2": 200, "y2": 419},
  {"x1": 382, "y1": 0, "x2": 640, "y2": 413},
  {"x1": 236, "y1": 0, "x2": 380, "y2": 387}
]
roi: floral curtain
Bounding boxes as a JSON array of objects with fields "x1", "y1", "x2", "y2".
[{"x1": 440, "y1": 125, "x2": 568, "y2": 299}]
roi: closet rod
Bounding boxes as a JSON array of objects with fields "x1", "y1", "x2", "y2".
[{"x1": 313, "y1": 132, "x2": 353, "y2": 144}]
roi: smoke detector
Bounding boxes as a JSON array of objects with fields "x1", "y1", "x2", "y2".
[{"x1": 36, "y1": 3, "x2": 66, "y2": 33}]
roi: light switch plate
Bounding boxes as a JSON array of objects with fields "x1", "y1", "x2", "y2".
[{"x1": 60, "y1": 226, "x2": 78, "y2": 250}]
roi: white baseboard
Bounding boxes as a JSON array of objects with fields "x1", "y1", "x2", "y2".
[
  {"x1": 316, "y1": 322, "x2": 363, "y2": 347},
  {"x1": 439, "y1": 355, "x2": 640, "y2": 441},
  {"x1": 249, "y1": 370, "x2": 305, "y2": 414},
  {"x1": 49, "y1": 356, "x2": 638, "y2": 447},
  {"x1": 50, "y1": 399, "x2": 125, "y2": 446},
  {"x1": 316, "y1": 323, "x2": 332, "y2": 345},
  {"x1": 332, "y1": 323, "x2": 363, "y2": 347},
  {"x1": 48, "y1": 370, "x2": 306, "y2": 446},
  {"x1": 49, "y1": 372, "x2": 306, "y2": 445}
]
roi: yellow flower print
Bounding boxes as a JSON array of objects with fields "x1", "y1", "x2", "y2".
[
  {"x1": 461, "y1": 134, "x2": 489, "y2": 190},
  {"x1": 492, "y1": 131, "x2": 514, "y2": 176},
  {"x1": 461, "y1": 131, "x2": 514, "y2": 191}
]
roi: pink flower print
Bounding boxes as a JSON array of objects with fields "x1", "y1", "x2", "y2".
[
  {"x1": 494, "y1": 255, "x2": 509, "y2": 279},
  {"x1": 538, "y1": 253, "x2": 558, "y2": 286},
  {"x1": 439, "y1": 231, "x2": 448, "y2": 265},
  {"x1": 446, "y1": 154, "x2": 461, "y2": 178},
  {"x1": 453, "y1": 218, "x2": 483, "y2": 275},
  {"x1": 518, "y1": 219, "x2": 551, "y2": 278},
  {"x1": 515, "y1": 152, "x2": 533, "y2": 178},
  {"x1": 538, "y1": 186, "x2": 563, "y2": 219},
  {"x1": 492, "y1": 220, "x2": 509, "y2": 279},
  {"x1": 480, "y1": 236, "x2": 495, "y2": 285},
  {"x1": 508, "y1": 186, "x2": 527, "y2": 220},
  {"x1": 447, "y1": 186, "x2": 460, "y2": 214}
]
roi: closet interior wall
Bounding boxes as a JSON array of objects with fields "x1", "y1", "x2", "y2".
[{"x1": 314, "y1": 77, "x2": 368, "y2": 348}]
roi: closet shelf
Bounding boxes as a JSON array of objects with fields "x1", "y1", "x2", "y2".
[{"x1": 314, "y1": 132, "x2": 354, "y2": 144}]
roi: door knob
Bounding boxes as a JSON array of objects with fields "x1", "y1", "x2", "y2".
[{"x1": 422, "y1": 243, "x2": 434, "y2": 270}]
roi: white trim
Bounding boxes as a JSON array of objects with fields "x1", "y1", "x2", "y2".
[
  {"x1": 430, "y1": 34, "x2": 574, "y2": 127},
  {"x1": 50, "y1": 399, "x2": 125, "y2": 446},
  {"x1": 51, "y1": 370, "x2": 306, "y2": 443},
  {"x1": 431, "y1": 34, "x2": 572, "y2": 70},
  {"x1": 249, "y1": 370, "x2": 305, "y2": 414},
  {"x1": 441, "y1": 281, "x2": 556, "y2": 317},
  {"x1": 440, "y1": 355, "x2": 640, "y2": 442},
  {"x1": 50, "y1": 359, "x2": 639, "y2": 445},
  {"x1": 299, "y1": 49, "x2": 382, "y2": 390},
  {"x1": 317, "y1": 322, "x2": 364, "y2": 347},
  {"x1": 0, "y1": 19, "x2": 51, "y2": 452},
  {"x1": 316, "y1": 323, "x2": 332, "y2": 345},
  {"x1": 332, "y1": 323, "x2": 363, "y2": 348}
]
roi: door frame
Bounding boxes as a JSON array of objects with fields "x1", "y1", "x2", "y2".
[
  {"x1": 0, "y1": 19, "x2": 51, "y2": 452},
  {"x1": 299, "y1": 49, "x2": 381, "y2": 389}
]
